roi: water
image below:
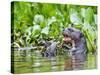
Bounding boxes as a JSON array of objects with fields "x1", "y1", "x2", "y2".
[{"x1": 11, "y1": 50, "x2": 97, "y2": 74}]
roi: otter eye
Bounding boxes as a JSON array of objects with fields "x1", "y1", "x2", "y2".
[
  {"x1": 68, "y1": 28, "x2": 71, "y2": 31},
  {"x1": 68, "y1": 28, "x2": 73, "y2": 32}
]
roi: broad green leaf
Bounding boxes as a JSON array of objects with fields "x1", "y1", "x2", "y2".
[
  {"x1": 34, "y1": 14, "x2": 44, "y2": 24},
  {"x1": 41, "y1": 26, "x2": 49, "y2": 34},
  {"x1": 33, "y1": 24, "x2": 41, "y2": 30},
  {"x1": 84, "y1": 7, "x2": 94, "y2": 24},
  {"x1": 70, "y1": 9, "x2": 82, "y2": 25},
  {"x1": 81, "y1": 8, "x2": 86, "y2": 18}
]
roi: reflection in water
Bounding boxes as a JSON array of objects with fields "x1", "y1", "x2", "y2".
[
  {"x1": 50, "y1": 57, "x2": 57, "y2": 71},
  {"x1": 64, "y1": 58, "x2": 73, "y2": 70},
  {"x1": 64, "y1": 57, "x2": 85, "y2": 70},
  {"x1": 72, "y1": 58, "x2": 85, "y2": 70},
  {"x1": 33, "y1": 50, "x2": 42, "y2": 72},
  {"x1": 64, "y1": 54, "x2": 86, "y2": 70},
  {"x1": 11, "y1": 50, "x2": 96, "y2": 74}
]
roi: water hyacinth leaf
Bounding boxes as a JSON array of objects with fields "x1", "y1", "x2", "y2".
[
  {"x1": 70, "y1": 9, "x2": 82, "y2": 25},
  {"x1": 83, "y1": 22, "x2": 96, "y2": 40},
  {"x1": 32, "y1": 29, "x2": 41, "y2": 38},
  {"x1": 33, "y1": 24, "x2": 41, "y2": 31},
  {"x1": 83, "y1": 22, "x2": 91, "y2": 30},
  {"x1": 34, "y1": 14, "x2": 44, "y2": 24},
  {"x1": 81, "y1": 8, "x2": 86, "y2": 18},
  {"x1": 40, "y1": 21, "x2": 46, "y2": 28},
  {"x1": 30, "y1": 25, "x2": 41, "y2": 38},
  {"x1": 84, "y1": 7, "x2": 94, "y2": 24},
  {"x1": 94, "y1": 14, "x2": 97, "y2": 24},
  {"x1": 83, "y1": 26, "x2": 96, "y2": 52},
  {"x1": 47, "y1": 16, "x2": 56, "y2": 26},
  {"x1": 25, "y1": 27, "x2": 32, "y2": 36},
  {"x1": 41, "y1": 26, "x2": 49, "y2": 34}
]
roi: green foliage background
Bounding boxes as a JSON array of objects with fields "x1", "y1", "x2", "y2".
[{"x1": 11, "y1": 1, "x2": 97, "y2": 53}]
